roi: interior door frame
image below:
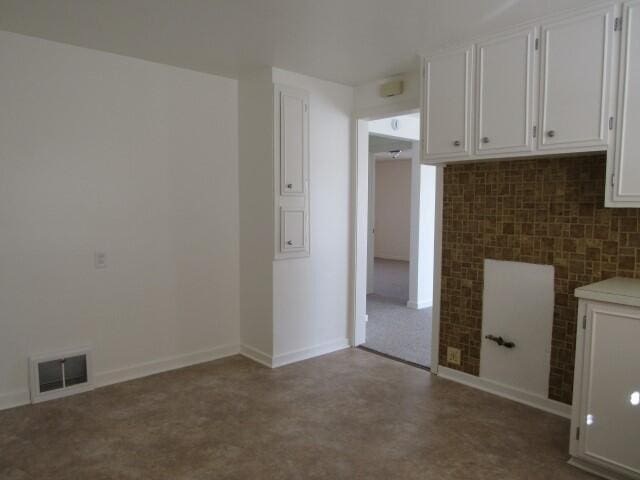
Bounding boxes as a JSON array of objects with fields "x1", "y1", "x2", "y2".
[{"x1": 350, "y1": 100, "x2": 444, "y2": 374}]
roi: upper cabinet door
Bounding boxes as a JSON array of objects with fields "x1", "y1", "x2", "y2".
[
  {"x1": 476, "y1": 28, "x2": 536, "y2": 155},
  {"x1": 538, "y1": 6, "x2": 615, "y2": 150},
  {"x1": 611, "y1": 0, "x2": 640, "y2": 207},
  {"x1": 423, "y1": 46, "x2": 474, "y2": 160},
  {"x1": 277, "y1": 86, "x2": 309, "y2": 196}
]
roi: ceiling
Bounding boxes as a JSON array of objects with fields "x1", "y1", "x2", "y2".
[
  {"x1": 0, "y1": 0, "x2": 607, "y2": 86},
  {"x1": 369, "y1": 134, "x2": 413, "y2": 161}
]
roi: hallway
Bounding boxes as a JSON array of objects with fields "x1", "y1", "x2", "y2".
[{"x1": 364, "y1": 258, "x2": 432, "y2": 367}]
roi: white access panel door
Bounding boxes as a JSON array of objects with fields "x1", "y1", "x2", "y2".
[
  {"x1": 423, "y1": 46, "x2": 473, "y2": 160},
  {"x1": 476, "y1": 28, "x2": 536, "y2": 155},
  {"x1": 278, "y1": 88, "x2": 308, "y2": 196},
  {"x1": 480, "y1": 260, "x2": 554, "y2": 397},
  {"x1": 280, "y1": 207, "x2": 307, "y2": 253},
  {"x1": 538, "y1": 6, "x2": 615, "y2": 150},
  {"x1": 578, "y1": 302, "x2": 640, "y2": 476},
  {"x1": 611, "y1": 0, "x2": 640, "y2": 207}
]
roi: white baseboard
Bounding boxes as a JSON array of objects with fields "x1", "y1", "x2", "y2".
[
  {"x1": 272, "y1": 338, "x2": 350, "y2": 368},
  {"x1": 437, "y1": 366, "x2": 571, "y2": 419},
  {"x1": 239, "y1": 344, "x2": 273, "y2": 368},
  {"x1": 406, "y1": 299, "x2": 433, "y2": 310},
  {"x1": 94, "y1": 343, "x2": 240, "y2": 387},
  {"x1": 0, "y1": 389, "x2": 30, "y2": 411},
  {"x1": 0, "y1": 343, "x2": 241, "y2": 412}
]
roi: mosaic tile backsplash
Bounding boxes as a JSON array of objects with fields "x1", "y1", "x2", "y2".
[{"x1": 440, "y1": 153, "x2": 640, "y2": 404}]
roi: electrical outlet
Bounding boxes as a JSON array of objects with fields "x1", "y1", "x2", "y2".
[{"x1": 447, "y1": 347, "x2": 461, "y2": 366}]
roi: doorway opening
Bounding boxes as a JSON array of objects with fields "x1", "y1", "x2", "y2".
[{"x1": 354, "y1": 111, "x2": 438, "y2": 369}]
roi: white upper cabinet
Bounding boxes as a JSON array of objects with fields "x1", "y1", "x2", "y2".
[
  {"x1": 538, "y1": 6, "x2": 615, "y2": 150},
  {"x1": 475, "y1": 28, "x2": 536, "y2": 156},
  {"x1": 423, "y1": 46, "x2": 473, "y2": 160},
  {"x1": 611, "y1": 0, "x2": 640, "y2": 207}
]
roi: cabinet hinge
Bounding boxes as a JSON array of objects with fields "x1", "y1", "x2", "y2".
[
  {"x1": 535, "y1": 38, "x2": 539, "y2": 50},
  {"x1": 583, "y1": 315, "x2": 587, "y2": 330},
  {"x1": 614, "y1": 17, "x2": 622, "y2": 32},
  {"x1": 533, "y1": 125, "x2": 537, "y2": 138},
  {"x1": 609, "y1": 116, "x2": 614, "y2": 130},
  {"x1": 576, "y1": 427, "x2": 581, "y2": 441}
]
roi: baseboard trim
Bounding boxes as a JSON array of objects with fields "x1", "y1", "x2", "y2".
[
  {"x1": 406, "y1": 300, "x2": 433, "y2": 310},
  {"x1": 95, "y1": 343, "x2": 240, "y2": 388},
  {"x1": 239, "y1": 344, "x2": 273, "y2": 368},
  {"x1": 272, "y1": 338, "x2": 350, "y2": 368},
  {"x1": 0, "y1": 389, "x2": 30, "y2": 411},
  {"x1": 1, "y1": 344, "x2": 241, "y2": 412},
  {"x1": 437, "y1": 366, "x2": 571, "y2": 419}
]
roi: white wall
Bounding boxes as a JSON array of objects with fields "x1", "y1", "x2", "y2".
[
  {"x1": 354, "y1": 72, "x2": 420, "y2": 119},
  {"x1": 238, "y1": 68, "x2": 275, "y2": 358},
  {"x1": 0, "y1": 31, "x2": 240, "y2": 408},
  {"x1": 374, "y1": 160, "x2": 412, "y2": 261},
  {"x1": 271, "y1": 68, "x2": 353, "y2": 361},
  {"x1": 408, "y1": 142, "x2": 437, "y2": 311}
]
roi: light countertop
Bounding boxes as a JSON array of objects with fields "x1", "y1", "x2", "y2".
[{"x1": 574, "y1": 277, "x2": 640, "y2": 307}]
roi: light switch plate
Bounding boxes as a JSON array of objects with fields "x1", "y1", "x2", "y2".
[
  {"x1": 447, "y1": 347, "x2": 461, "y2": 366},
  {"x1": 94, "y1": 252, "x2": 107, "y2": 269}
]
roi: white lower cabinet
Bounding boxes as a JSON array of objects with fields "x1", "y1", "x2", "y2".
[{"x1": 571, "y1": 278, "x2": 640, "y2": 479}]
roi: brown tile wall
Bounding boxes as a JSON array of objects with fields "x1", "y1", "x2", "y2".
[{"x1": 440, "y1": 154, "x2": 640, "y2": 404}]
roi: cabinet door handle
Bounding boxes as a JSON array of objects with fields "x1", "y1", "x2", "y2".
[
  {"x1": 286, "y1": 240, "x2": 293, "y2": 246},
  {"x1": 547, "y1": 130, "x2": 555, "y2": 138},
  {"x1": 453, "y1": 140, "x2": 461, "y2": 147},
  {"x1": 286, "y1": 183, "x2": 293, "y2": 189},
  {"x1": 482, "y1": 137, "x2": 490, "y2": 144}
]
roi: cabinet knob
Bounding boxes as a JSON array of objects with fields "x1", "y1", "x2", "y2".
[
  {"x1": 482, "y1": 137, "x2": 490, "y2": 144},
  {"x1": 453, "y1": 140, "x2": 461, "y2": 147},
  {"x1": 547, "y1": 130, "x2": 555, "y2": 138},
  {"x1": 286, "y1": 183, "x2": 293, "y2": 189},
  {"x1": 286, "y1": 240, "x2": 293, "y2": 246}
]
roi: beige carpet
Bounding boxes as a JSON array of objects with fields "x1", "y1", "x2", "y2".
[{"x1": 366, "y1": 258, "x2": 432, "y2": 367}]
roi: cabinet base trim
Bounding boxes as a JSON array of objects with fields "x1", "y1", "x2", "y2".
[
  {"x1": 568, "y1": 457, "x2": 637, "y2": 480},
  {"x1": 437, "y1": 366, "x2": 571, "y2": 418}
]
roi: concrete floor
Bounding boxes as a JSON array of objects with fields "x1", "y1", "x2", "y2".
[{"x1": 0, "y1": 349, "x2": 596, "y2": 480}]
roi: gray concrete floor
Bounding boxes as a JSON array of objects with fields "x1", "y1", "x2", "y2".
[{"x1": 0, "y1": 349, "x2": 596, "y2": 480}]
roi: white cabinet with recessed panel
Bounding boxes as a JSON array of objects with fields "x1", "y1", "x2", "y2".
[
  {"x1": 423, "y1": 46, "x2": 474, "y2": 161},
  {"x1": 610, "y1": 0, "x2": 640, "y2": 207},
  {"x1": 538, "y1": 5, "x2": 616, "y2": 151},
  {"x1": 475, "y1": 27, "x2": 537, "y2": 156},
  {"x1": 274, "y1": 84, "x2": 310, "y2": 259},
  {"x1": 419, "y1": 3, "x2": 640, "y2": 207},
  {"x1": 570, "y1": 278, "x2": 640, "y2": 480}
]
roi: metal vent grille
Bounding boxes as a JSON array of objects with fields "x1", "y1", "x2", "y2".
[{"x1": 29, "y1": 348, "x2": 93, "y2": 403}]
